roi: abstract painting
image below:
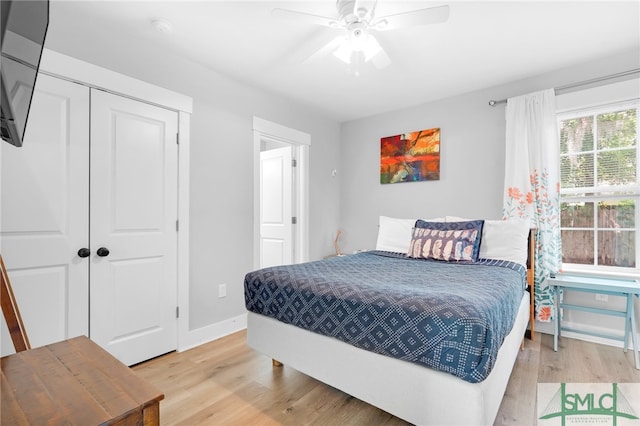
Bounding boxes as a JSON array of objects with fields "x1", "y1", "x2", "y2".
[{"x1": 380, "y1": 127, "x2": 440, "y2": 184}]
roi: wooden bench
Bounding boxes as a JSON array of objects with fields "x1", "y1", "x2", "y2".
[{"x1": 1, "y1": 254, "x2": 164, "y2": 425}]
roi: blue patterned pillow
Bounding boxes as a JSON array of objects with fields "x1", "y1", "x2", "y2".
[{"x1": 408, "y1": 220, "x2": 485, "y2": 262}]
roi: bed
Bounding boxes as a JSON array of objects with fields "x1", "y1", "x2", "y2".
[{"x1": 245, "y1": 217, "x2": 534, "y2": 425}]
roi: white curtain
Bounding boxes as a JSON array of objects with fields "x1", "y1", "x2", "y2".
[{"x1": 503, "y1": 89, "x2": 562, "y2": 322}]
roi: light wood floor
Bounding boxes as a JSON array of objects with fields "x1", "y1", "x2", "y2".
[{"x1": 132, "y1": 330, "x2": 640, "y2": 425}]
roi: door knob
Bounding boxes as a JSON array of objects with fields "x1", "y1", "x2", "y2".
[
  {"x1": 96, "y1": 247, "x2": 110, "y2": 257},
  {"x1": 77, "y1": 248, "x2": 90, "y2": 258}
]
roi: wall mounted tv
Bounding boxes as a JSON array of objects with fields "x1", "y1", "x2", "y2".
[{"x1": 1, "y1": 0, "x2": 49, "y2": 147}]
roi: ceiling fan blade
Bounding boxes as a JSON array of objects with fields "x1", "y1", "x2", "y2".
[
  {"x1": 364, "y1": 35, "x2": 390, "y2": 69},
  {"x1": 370, "y1": 48, "x2": 391, "y2": 69},
  {"x1": 304, "y1": 36, "x2": 345, "y2": 64},
  {"x1": 373, "y1": 5, "x2": 449, "y2": 31},
  {"x1": 272, "y1": 8, "x2": 340, "y2": 28}
]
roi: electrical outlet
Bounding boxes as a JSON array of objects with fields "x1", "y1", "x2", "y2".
[
  {"x1": 218, "y1": 283, "x2": 227, "y2": 298},
  {"x1": 595, "y1": 293, "x2": 608, "y2": 302}
]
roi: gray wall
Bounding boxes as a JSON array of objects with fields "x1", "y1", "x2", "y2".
[
  {"x1": 45, "y1": 22, "x2": 342, "y2": 331},
  {"x1": 338, "y1": 48, "x2": 640, "y2": 254},
  {"x1": 46, "y1": 7, "x2": 639, "y2": 341}
]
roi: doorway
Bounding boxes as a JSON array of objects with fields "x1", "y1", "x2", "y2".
[{"x1": 253, "y1": 117, "x2": 310, "y2": 269}]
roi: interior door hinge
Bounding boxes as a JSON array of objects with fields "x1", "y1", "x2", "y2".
[
  {"x1": 292, "y1": 216, "x2": 297, "y2": 225},
  {"x1": 176, "y1": 133, "x2": 179, "y2": 145},
  {"x1": 176, "y1": 220, "x2": 179, "y2": 232},
  {"x1": 291, "y1": 159, "x2": 297, "y2": 167},
  {"x1": 176, "y1": 306, "x2": 180, "y2": 318}
]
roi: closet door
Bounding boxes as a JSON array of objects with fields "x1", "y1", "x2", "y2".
[
  {"x1": 89, "y1": 90, "x2": 178, "y2": 366},
  {"x1": 0, "y1": 74, "x2": 89, "y2": 354}
]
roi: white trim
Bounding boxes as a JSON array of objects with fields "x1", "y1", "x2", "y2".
[
  {"x1": 176, "y1": 112, "x2": 191, "y2": 352},
  {"x1": 178, "y1": 314, "x2": 247, "y2": 353},
  {"x1": 557, "y1": 98, "x2": 640, "y2": 119},
  {"x1": 560, "y1": 320, "x2": 639, "y2": 351},
  {"x1": 536, "y1": 320, "x2": 640, "y2": 351},
  {"x1": 253, "y1": 117, "x2": 310, "y2": 146},
  {"x1": 561, "y1": 264, "x2": 640, "y2": 279},
  {"x1": 39, "y1": 49, "x2": 193, "y2": 114},
  {"x1": 557, "y1": 83, "x2": 640, "y2": 274},
  {"x1": 253, "y1": 117, "x2": 310, "y2": 269},
  {"x1": 556, "y1": 78, "x2": 640, "y2": 113},
  {"x1": 36, "y1": 49, "x2": 193, "y2": 357},
  {"x1": 296, "y1": 145, "x2": 310, "y2": 264}
]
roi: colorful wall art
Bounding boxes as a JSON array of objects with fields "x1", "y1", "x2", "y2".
[{"x1": 380, "y1": 128, "x2": 440, "y2": 184}]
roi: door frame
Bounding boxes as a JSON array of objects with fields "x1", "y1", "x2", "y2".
[
  {"x1": 253, "y1": 117, "x2": 310, "y2": 269},
  {"x1": 38, "y1": 49, "x2": 194, "y2": 352}
]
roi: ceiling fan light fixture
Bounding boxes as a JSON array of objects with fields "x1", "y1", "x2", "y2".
[
  {"x1": 273, "y1": 2, "x2": 451, "y2": 70},
  {"x1": 362, "y1": 35, "x2": 382, "y2": 62},
  {"x1": 332, "y1": 30, "x2": 382, "y2": 64},
  {"x1": 332, "y1": 38, "x2": 353, "y2": 63},
  {"x1": 348, "y1": 25, "x2": 368, "y2": 51}
]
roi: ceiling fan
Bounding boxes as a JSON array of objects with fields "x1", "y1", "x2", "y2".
[{"x1": 272, "y1": 0, "x2": 450, "y2": 74}]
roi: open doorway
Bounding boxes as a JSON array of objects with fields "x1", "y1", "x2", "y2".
[{"x1": 253, "y1": 117, "x2": 309, "y2": 269}]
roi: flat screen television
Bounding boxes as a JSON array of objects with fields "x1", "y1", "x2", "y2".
[{"x1": 1, "y1": 0, "x2": 49, "y2": 147}]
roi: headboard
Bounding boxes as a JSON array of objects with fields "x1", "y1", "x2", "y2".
[{"x1": 526, "y1": 229, "x2": 536, "y2": 339}]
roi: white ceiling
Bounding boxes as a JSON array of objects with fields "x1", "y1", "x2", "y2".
[{"x1": 46, "y1": 1, "x2": 640, "y2": 122}]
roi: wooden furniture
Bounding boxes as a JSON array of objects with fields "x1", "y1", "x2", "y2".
[
  {"x1": 0, "y1": 254, "x2": 30, "y2": 352},
  {"x1": 1, "y1": 336, "x2": 164, "y2": 425},
  {"x1": 527, "y1": 229, "x2": 536, "y2": 338},
  {"x1": 1, "y1": 253, "x2": 164, "y2": 425},
  {"x1": 547, "y1": 273, "x2": 640, "y2": 369}
]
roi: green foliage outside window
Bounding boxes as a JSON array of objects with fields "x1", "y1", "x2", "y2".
[{"x1": 559, "y1": 107, "x2": 638, "y2": 269}]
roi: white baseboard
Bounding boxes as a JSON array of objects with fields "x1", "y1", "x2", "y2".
[
  {"x1": 535, "y1": 320, "x2": 638, "y2": 350},
  {"x1": 178, "y1": 313, "x2": 247, "y2": 352}
]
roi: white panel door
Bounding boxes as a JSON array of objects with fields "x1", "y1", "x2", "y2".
[
  {"x1": 0, "y1": 74, "x2": 89, "y2": 355},
  {"x1": 89, "y1": 89, "x2": 178, "y2": 366},
  {"x1": 260, "y1": 147, "x2": 293, "y2": 268}
]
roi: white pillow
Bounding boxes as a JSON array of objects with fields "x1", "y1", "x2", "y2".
[
  {"x1": 375, "y1": 216, "x2": 416, "y2": 253},
  {"x1": 481, "y1": 219, "x2": 531, "y2": 266},
  {"x1": 375, "y1": 216, "x2": 444, "y2": 253},
  {"x1": 446, "y1": 216, "x2": 530, "y2": 266}
]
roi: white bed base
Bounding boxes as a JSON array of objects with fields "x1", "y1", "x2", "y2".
[{"x1": 247, "y1": 293, "x2": 529, "y2": 425}]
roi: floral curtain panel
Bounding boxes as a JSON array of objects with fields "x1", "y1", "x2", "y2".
[{"x1": 503, "y1": 89, "x2": 562, "y2": 322}]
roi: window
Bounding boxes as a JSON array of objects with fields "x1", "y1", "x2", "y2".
[{"x1": 558, "y1": 101, "x2": 639, "y2": 272}]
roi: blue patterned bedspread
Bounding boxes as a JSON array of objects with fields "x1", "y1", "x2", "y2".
[{"x1": 244, "y1": 251, "x2": 526, "y2": 383}]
